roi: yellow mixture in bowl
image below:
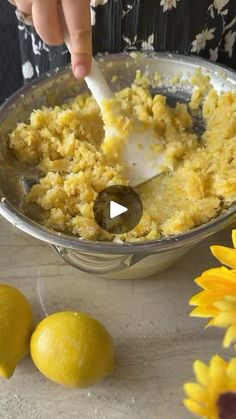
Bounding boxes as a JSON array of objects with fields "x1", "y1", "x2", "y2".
[{"x1": 9, "y1": 78, "x2": 236, "y2": 242}]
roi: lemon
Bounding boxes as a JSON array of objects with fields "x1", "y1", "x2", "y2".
[
  {"x1": 30, "y1": 311, "x2": 115, "y2": 388},
  {"x1": 0, "y1": 284, "x2": 34, "y2": 378}
]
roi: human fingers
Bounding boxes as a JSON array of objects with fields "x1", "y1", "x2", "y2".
[
  {"x1": 8, "y1": 0, "x2": 16, "y2": 6},
  {"x1": 32, "y1": 0, "x2": 64, "y2": 46},
  {"x1": 62, "y1": 0, "x2": 92, "y2": 78},
  {"x1": 14, "y1": 0, "x2": 31, "y2": 13},
  {"x1": 11, "y1": 0, "x2": 33, "y2": 25}
]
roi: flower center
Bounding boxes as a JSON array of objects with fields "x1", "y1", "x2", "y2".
[{"x1": 218, "y1": 392, "x2": 236, "y2": 419}]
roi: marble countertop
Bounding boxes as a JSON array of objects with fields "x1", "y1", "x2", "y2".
[{"x1": 0, "y1": 216, "x2": 232, "y2": 419}]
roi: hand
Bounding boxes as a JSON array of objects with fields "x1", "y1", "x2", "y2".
[{"x1": 9, "y1": 0, "x2": 92, "y2": 78}]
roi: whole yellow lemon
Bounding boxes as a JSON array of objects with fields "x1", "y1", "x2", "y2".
[
  {"x1": 30, "y1": 311, "x2": 115, "y2": 388},
  {"x1": 0, "y1": 284, "x2": 34, "y2": 379}
]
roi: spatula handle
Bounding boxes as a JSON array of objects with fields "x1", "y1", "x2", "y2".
[
  {"x1": 64, "y1": 27, "x2": 113, "y2": 107},
  {"x1": 85, "y1": 58, "x2": 113, "y2": 106}
]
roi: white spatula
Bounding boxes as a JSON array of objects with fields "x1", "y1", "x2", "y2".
[{"x1": 64, "y1": 37, "x2": 167, "y2": 186}]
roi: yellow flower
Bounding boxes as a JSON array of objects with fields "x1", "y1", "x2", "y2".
[
  {"x1": 190, "y1": 266, "x2": 236, "y2": 319},
  {"x1": 190, "y1": 267, "x2": 236, "y2": 348},
  {"x1": 183, "y1": 355, "x2": 236, "y2": 418},
  {"x1": 189, "y1": 230, "x2": 236, "y2": 348},
  {"x1": 210, "y1": 230, "x2": 236, "y2": 269}
]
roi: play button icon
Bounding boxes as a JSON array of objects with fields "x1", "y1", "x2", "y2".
[
  {"x1": 93, "y1": 185, "x2": 143, "y2": 234},
  {"x1": 110, "y1": 201, "x2": 128, "y2": 219}
]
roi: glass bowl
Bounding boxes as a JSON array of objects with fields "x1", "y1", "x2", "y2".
[{"x1": 0, "y1": 52, "x2": 236, "y2": 279}]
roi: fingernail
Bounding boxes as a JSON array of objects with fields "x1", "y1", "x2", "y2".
[{"x1": 73, "y1": 64, "x2": 89, "y2": 79}]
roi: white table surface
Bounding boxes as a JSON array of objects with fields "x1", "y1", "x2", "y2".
[{"x1": 0, "y1": 216, "x2": 233, "y2": 419}]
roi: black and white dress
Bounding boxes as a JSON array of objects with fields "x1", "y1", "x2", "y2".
[{"x1": 18, "y1": 0, "x2": 236, "y2": 82}]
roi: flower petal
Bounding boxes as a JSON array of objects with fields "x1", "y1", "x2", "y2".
[
  {"x1": 184, "y1": 382, "x2": 209, "y2": 403},
  {"x1": 183, "y1": 398, "x2": 209, "y2": 416},
  {"x1": 189, "y1": 290, "x2": 225, "y2": 306},
  {"x1": 206, "y1": 318, "x2": 219, "y2": 327},
  {"x1": 212, "y1": 311, "x2": 236, "y2": 327},
  {"x1": 225, "y1": 295, "x2": 236, "y2": 303},
  {"x1": 227, "y1": 358, "x2": 236, "y2": 385},
  {"x1": 211, "y1": 245, "x2": 236, "y2": 269},
  {"x1": 223, "y1": 324, "x2": 236, "y2": 348},
  {"x1": 214, "y1": 298, "x2": 236, "y2": 311},
  {"x1": 191, "y1": 305, "x2": 219, "y2": 317},
  {"x1": 193, "y1": 360, "x2": 210, "y2": 387},
  {"x1": 209, "y1": 355, "x2": 227, "y2": 389},
  {"x1": 194, "y1": 267, "x2": 236, "y2": 290},
  {"x1": 210, "y1": 354, "x2": 227, "y2": 369},
  {"x1": 232, "y1": 230, "x2": 236, "y2": 248},
  {"x1": 195, "y1": 276, "x2": 236, "y2": 292},
  {"x1": 200, "y1": 267, "x2": 231, "y2": 277}
]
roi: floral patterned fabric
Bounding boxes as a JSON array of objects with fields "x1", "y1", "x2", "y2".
[{"x1": 18, "y1": 0, "x2": 236, "y2": 82}]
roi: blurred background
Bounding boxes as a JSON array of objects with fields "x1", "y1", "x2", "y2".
[{"x1": 0, "y1": 0, "x2": 23, "y2": 105}]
